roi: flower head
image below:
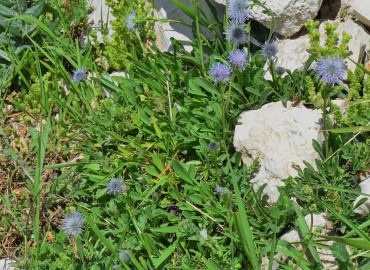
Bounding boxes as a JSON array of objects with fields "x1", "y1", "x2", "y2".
[
  {"x1": 228, "y1": 0, "x2": 252, "y2": 23},
  {"x1": 199, "y1": 229, "x2": 208, "y2": 239},
  {"x1": 62, "y1": 211, "x2": 84, "y2": 236},
  {"x1": 72, "y1": 68, "x2": 87, "y2": 82},
  {"x1": 228, "y1": 49, "x2": 248, "y2": 70},
  {"x1": 225, "y1": 24, "x2": 248, "y2": 46},
  {"x1": 316, "y1": 56, "x2": 347, "y2": 86},
  {"x1": 119, "y1": 250, "x2": 131, "y2": 262},
  {"x1": 209, "y1": 63, "x2": 232, "y2": 83},
  {"x1": 208, "y1": 142, "x2": 218, "y2": 151},
  {"x1": 107, "y1": 178, "x2": 128, "y2": 195},
  {"x1": 125, "y1": 11, "x2": 138, "y2": 32},
  {"x1": 215, "y1": 185, "x2": 230, "y2": 195},
  {"x1": 262, "y1": 41, "x2": 278, "y2": 60}
]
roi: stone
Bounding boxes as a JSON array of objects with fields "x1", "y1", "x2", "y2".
[
  {"x1": 250, "y1": 0, "x2": 323, "y2": 37},
  {"x1": 0, "y1": 259, "x2": 17, "y2": 270},
  {"x1": 319, "y1": 20, "x2": 370, "y2": 73},
  {"x1": 264, "y1": 35, "x2": 311, "y2": 80},
  {"x1": 275, "y1": 213, "x2": 338, "y2": 269},
  {"x1": 88, "y1": 0, "x2": 115, "y2": 44},
  {"x1": 353, "y1": 176, "x2": 370, "y2": 216},
  {"x1": 352, "y1": 0, "x2": 370, "y2": 29},
  {"x1": 281, "y1": 213, "x2": 327, "y2": 242},
  {"x1": 152, "y1": 0, "x2": 225, "y2": 52},
  {"x1": 234, "y1": 102, "x2": 324, "y2": 202}
]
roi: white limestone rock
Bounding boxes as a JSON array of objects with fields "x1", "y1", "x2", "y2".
[
  {"x1": 319, "y1": 20, "x2": 370, "y2": 73},
  {"x1": 152, "y1": 0, "x2": 225, "y2": 52},
  {"x1": 233, "y1": 102, "x2": 323, "y2": 202},
  {"x1": 352, "y1": 0, "x2": 370, "y2": 29},
  {"x1": 264, "y1": 35, "x2": 311, "y2": 80},
  {"x1": 88, "y1": 0, "x2": 115, "y2": 44},
  {"x1": 353, "y1": 176, "x2": 370, "y2": 216},
  {"x1": 250, "y1": 0, "x2": 324, "y2": 37},
  {"x1": 0, "y1": 259, "x2": 17, "y2": 270}
]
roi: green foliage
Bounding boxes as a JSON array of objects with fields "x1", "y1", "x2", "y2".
[
  {"x1": 331, "y1": 67, "x2": 370, "y2": 127},
  {"x1": 305, "y1": 20, "x2": 352, "y2": 58},
  {"x1": 0, "y1": 1, "x2": 48, "y2": 62},
  {"x1": 1, "y1": 1, "x2": 370, "y2": 269},
  {"x1": 97, "y1": 0, "x2": 155, "y2": 70}
]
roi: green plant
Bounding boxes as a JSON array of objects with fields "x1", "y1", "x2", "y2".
[
  {"x1": 0, "y1": 1, "x2": 48, "y2": 62},
  {"x1": 94, "y1": 0, "x2": 155, "y2": 70}
]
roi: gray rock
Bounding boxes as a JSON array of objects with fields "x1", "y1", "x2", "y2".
[
  {"x1": 250, "y1": 0, "x2": 324, "y2": 37},
  {"x1": 152, "y1": 0, "x2": 225, "y2": 52},
  {"x1": 0, "y1": 259, "x2": 17, "y2": 270},
  {"x1": 352, "y1": 0, "x2": 370, "y2": 29},
  {"x1": 354, "y1": 176, "x2": 370, "y2": 216},
  {"x1": 233, "y1": 101, "x2": 323, "y2": 202},
  {"x1": 264, "y1": 35, "x2": 311, "y2": 80}
]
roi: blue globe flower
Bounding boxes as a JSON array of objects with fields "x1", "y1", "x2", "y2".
[
  {"x1": 72, "y1": 68, "x2": 87, "y2": 82},
  {"x1": 107, "y1": 178, "x2": 126, "y2": 195},
  {"x1": 125, "y1": 11, "x2": 138, "y2": 32},
  {"x1": 225, "y1": 24, "x2": 248, "y2": 46},
  {"x1": 228, "y1": 0, "x2": 252, "y2": 24},
  {"x1": 208, "y1": 142, "x2": 219, "y2": 151},
  {"x1": 119, "y1": 250, "x2": 131, "y2": 262},
  {"x1": 214, "y1": 185, "x2": 230, "y2": 195},
  {"x1": 62, "y1": 211, "x2": 84, "y2": 236},
  {"x1": 316, "y1": 57, "x2": 347, "y2": 86},
  {"x1": 262, "y1": 41, "x2": 278, "y2": 60},
  {"x1": 209, "y1": 63, "x2": 232, "y2": 83},
  {"x1": 228, "y1": 49, "x2": 248, "y2": 70}
]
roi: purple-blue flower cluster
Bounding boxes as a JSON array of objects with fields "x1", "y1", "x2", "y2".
[
  {"x1": 125, "y1": 11, "x2": 138, "y2": 32},
  {"x1": 262, "y1": 41, "x2": 278, "y2": 60},
  {"x1": 72, "y1": 68, "x2": 87, "y2": 82},
  {"x1": 209, "y1": 63, "x2": 232, "y2": 83},
  {"x1": 208, "y1": 142, "x2": 218, "y2": 151},
  {"x1": 107, "y1": 177, "x2": 128, "y2": 195},
  {"x1": 228, "y1": 0, "x2": 252, "y2": 24},
  {"x1": 62, "y1": 211, "x2": 85, "y2": 236},
  {"x1": 315, "y1": 56, "x2": 347, "y2": 86},
  {"x1": 214, "y1": 185, "x2": 230, "y2": 195},
  {"x1": 225, "y1": 24, "x2": 249, "y2": 46},
  {"x1": 228, "y1": 49, "x2": 248, "y2": 70}
]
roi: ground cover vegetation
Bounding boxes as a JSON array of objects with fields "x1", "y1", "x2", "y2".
[{"x1": 0, "y1": 0, "x2": 369, "y2": 269}]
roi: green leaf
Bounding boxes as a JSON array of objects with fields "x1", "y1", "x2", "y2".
[
  {"x1": 330, "y1": 242, "x2": 350, "y2": 263},
  {"x1": 328, "y1": 126, "x2": 370, "y2": 133},
  {"x1": 201, "y1": 257, "x2": 223, "y2": 270},
  {"x1": 172, "y1": 160, "x2": 195, "y2": 184},
  {"x1": 153, "y1": 242, "x2": 178, "y2": 268}
]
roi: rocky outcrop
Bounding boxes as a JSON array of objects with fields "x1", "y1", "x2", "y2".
[
  {"x1": 250, "y1": 0, "x2": 323, "y2": 37},
  {"x1": 352, "y1": 0, "x2": 370, "y2": 29},
  {"x1": 233, "y1": 102, "x2": 323, "y2": 202}
]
